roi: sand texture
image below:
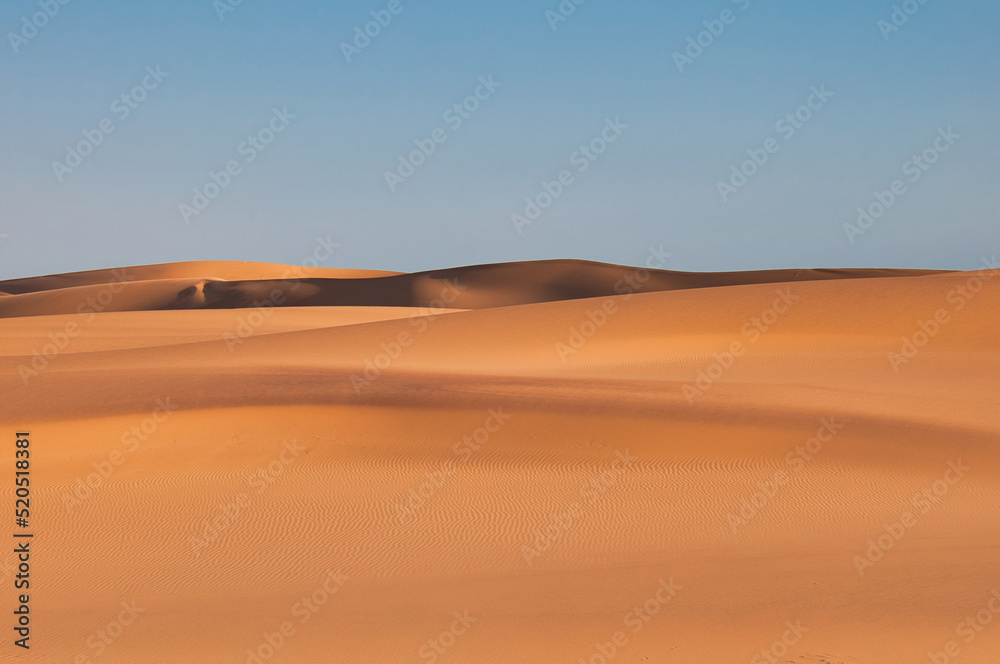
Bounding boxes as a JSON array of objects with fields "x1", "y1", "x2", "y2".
[{"x1": 1, "y1": 259, "x2": 997, "y2": 663}]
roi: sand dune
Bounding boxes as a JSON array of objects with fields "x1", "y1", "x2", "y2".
[
  {"x1": 0, "y1": 259, "x2": 997, "y2": 663},
  {"x1": 0, "y1": 260, "x2": 401, "y2": 296},
  {"x1": 0, "y1": 259, "x2": 944, "y2": 318}
]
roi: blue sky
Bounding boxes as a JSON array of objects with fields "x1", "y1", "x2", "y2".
[{"x1": 1, "y1": 0, "x2": 997, "y2": 278}]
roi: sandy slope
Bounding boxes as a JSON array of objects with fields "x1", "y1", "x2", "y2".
[{"x1": 0, "y1": 260, "x2": 997, "y2": 663}]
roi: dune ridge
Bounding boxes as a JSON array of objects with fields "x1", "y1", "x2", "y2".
[{"x1": 0, "y1": 258, "x2": 945, "y2": 319}]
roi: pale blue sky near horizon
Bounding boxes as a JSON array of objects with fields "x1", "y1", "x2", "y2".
[{"x1": 1, "y1": 0, "x2": 997, "y2": 280}]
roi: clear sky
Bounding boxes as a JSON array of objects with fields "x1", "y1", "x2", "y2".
[{"x1": 1, "y1": 0, "x2": 997, "y2": 279}]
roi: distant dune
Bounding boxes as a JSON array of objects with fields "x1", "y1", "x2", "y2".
[
  {"x1": 0, "y1": 259, "x2": 944, "y2": 318},
  {"x1": 0, "y1": 260, "x2": 402, "y2": 295},
  {"x1": 1, "y1": 259, "x2": 996, "y2": 663}
]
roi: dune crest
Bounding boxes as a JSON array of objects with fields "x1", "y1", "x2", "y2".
[{"x1": 0, "y1": 258, "x2": 946, "y2": 318}]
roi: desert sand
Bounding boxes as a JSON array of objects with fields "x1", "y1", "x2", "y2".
[{"x1": 1, "y1": 259, "x2": 998, "y2": 663}]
